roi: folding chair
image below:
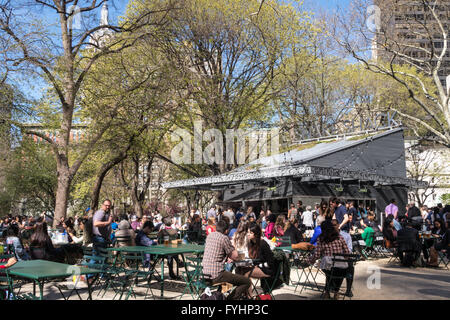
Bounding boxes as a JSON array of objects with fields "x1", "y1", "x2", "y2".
[
  {"x1": 0, "y1": 265, "x2": 38, "y2": 300},
  {"x1": 278, "y1": 236, "x2": 292, "y2": 247},
  {"x1": 180, "y1": 262, "x2": 207, "y2": 299},
  {"x1": 387, "y1": 246, "x2": 401, "y2": 264},
  {"x1": 321, "y1": 253, "x2": 359, "y2": 300},
  {"x1": 254, "y1": 262, "x2": 283, "y2": 300},
  {"x1": 180, "y1": 264, "x2": 229, "y2": 300},
  {"x1": 104, "y1": 253, "x2": 157, "y2": 300},
  {"x1": 373, "y1": 234, "x2": 389, "y2": 258},
  {"x1": 115, "y1": 236, "x2": 132, "y2": 247},
  {"x1": 291, "y1": 251, "x2": 321, "y2": 293},
  {"x1": 437, "y1": 250, "x2": 449, "y2": 270}
]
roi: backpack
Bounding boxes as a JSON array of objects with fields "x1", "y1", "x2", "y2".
[{"x1": 200, "y1": 288, "x2": 225, "y2": 300}]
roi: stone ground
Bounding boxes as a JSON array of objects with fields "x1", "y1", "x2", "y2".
[{"x1": 12, "y1": 256, "x2": 450, "y2": 300}]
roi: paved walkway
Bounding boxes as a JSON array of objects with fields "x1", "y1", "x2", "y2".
[{"x1": 10, "y1": 258, "x2": 450, "y2": 300}]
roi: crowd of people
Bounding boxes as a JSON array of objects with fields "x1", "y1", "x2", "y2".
[{"x1": 1, "y1": 197, "x2": 449, "y2": 300}]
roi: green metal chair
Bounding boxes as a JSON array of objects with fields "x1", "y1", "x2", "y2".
[
  {"x1": 0, "y1": 256, "x2": 38, "y2": 300},
  {"x1": 99, "y1": 252, "x2": 156, "y2": 300},
  {"x1": 180, "y1": 263, "x2": 226, "y2": 300},
  {"x1": 278, "y1": 236, "x2": 292, "y2": 247},
  {"x1": 251, "y1": 259, "x2": 284, "y2": 300}
]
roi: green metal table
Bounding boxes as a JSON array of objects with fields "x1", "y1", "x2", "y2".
[
  {"x1": 108, "y1": 244, "x2": 204, "y2": 298},
  {"x1": 5, "y1": 259, "x2": 102, "y2": 300}
]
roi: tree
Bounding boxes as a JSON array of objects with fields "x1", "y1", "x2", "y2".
[
  {"x1": 0, "y1": 137, "x2": 57, "y2": 216},
  {"x1": 0, "y1": 0, "x2": 175, "y2": 225},
  {"x1": 331, "y1": 0, "x2": 450, "y2": 148},
  {"x1": 405, "y1": 143, "x2": 442, "y2": 206},
  {"x1": 128, "y1": 0, "x2": 316, "y2": 178}
]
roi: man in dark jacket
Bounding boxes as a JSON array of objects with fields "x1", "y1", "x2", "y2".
[
  {"x1": 397, "y1": 220, "x2": 421, "y2": 267},
  {"x1": 407, "y1": 202, "x2": 421, "y2": 219}
]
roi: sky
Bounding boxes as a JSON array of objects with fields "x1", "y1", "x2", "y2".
[{"x1": 12, "y1": 0, "x2": 354, "y2": 103}]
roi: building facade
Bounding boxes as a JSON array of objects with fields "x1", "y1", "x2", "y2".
[
  {"x1": 374, "y1": 0, "x2": 450, "y2": 86},
  {"x1": 163, "y1": 128, "x2": 427, "y2": 220},
  {"x1": 405, "y1": 139, "x2": 450, "y2": 206}
]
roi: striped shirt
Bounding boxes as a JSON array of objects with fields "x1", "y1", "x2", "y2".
[{"x1": 202, "y1": 231, "x2": 235, "y2": 279}]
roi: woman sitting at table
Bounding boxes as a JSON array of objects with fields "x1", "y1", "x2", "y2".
[
  {"x1": 240, "y1": 223, "x2": 275, "y2": 279},
  {"x1": 232, "y1": 221, "x2": 250, "y2": 257},
  {"x1": 382, "y1": 217, "x2": 397, "y2": 249},
  {"x1": 5, "y1": 226, "x2": 29, "y2": 261},
  {"x1": 264, "y1": 213, "x2": 277, "y2": 239},
  {"x1": 157, "y1": 217, "x2": 181, "y2": 280},
  {"x1": 422, "y1": 218, "x2": 447, "y2": 261},
  {"x1": 274, "y1": 215, "x2": 286, "y2": 237},
  {"x1": 427, "y1": 220, "x2": 450, "y2": 267},
  {"x1": 114, "y1": 220, "x2": 136, "y2": 247},
  {"x1": 283, "y1": 219, "x2": 304, "y2": 245},
  {"x1": 29, "y1": 222, "x2": 63, "y2": 262},
  {"x1": 431, "y1": 219, "x2": 447, "y2": 237},
  {"x1": 308, "y1": 220, "x2": 351, "y2": 300}
]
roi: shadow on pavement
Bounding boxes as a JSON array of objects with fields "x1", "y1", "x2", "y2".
[
  {"x1": 417, "y1": 288, "x2": 450, "y2": 299},
  {"x1": 379, "y1": 268, "x2": 450, "y2": 284}
]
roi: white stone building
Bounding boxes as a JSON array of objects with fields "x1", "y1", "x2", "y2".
[{"x1": 405, "y1": 139, "x2": 450, "y2": 207}]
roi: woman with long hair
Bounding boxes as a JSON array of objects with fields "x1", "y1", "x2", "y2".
[
  {"x1": 319, "y1": 200, "x2": 332, "y2": 220},
  {"x1": 274, "y1": 215, "x2": 286, "y2": 236},
  {"x1": 308, "y1": 220, "x2": 351, "y2": 299},
  {"x1": 431, "y1": 218, "x2": 447, "y2": 236},
  {"x1": 236, "y1": 223, "x2": 275, "y2": 298},
  {"x1": 232, "y1": 221, "x2": 250, "y2": 254},
  {"x1": 30, "y1": 221, "x2": 59, "y2": 261},
  {"x1": 264, "y1": 213, "x2": 277, "y2": 239},
  {"x1": 382, "y1": 217, "x2": 397, "y2": 248},
  {"x1": 283, "y1": 219, "x2": 304, "y2": 244},
  {"x1": 246, "y1": 223, "x2": 275, "y2": 277}
]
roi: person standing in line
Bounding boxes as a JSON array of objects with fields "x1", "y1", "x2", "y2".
[
  {"x1": 296, "y1": 201, "x2": 304, "y2": 222},
  {"x1": 223, "y1": 207, "x2": 235, "y2": 226},
  {"x1": 301, "y1": 206, "x2": 314, "y2": 230},
  {"x1": 385, "y1": 199, "x2": 399, "y2": 219},
  {"x1": 89, "y1": 200, "x2": 113, "y2": 283},
  {"x1": 332, "y1": 198, "x2": 349, "y2": 233},
  {"x1": 288, "y1": 204, "x2": 298, "y2": 222}
]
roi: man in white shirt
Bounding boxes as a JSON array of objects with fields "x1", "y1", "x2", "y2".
[
  {"x1": 301, "y1": 206, "x2": 314, "y2": 230},
  {"x1": 223, "y1": 208, "x2": 235, "y2": 226}
]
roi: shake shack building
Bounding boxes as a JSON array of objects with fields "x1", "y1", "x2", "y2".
[{"x1": 162, "y1": 128, "x2": 427, "y2": 219}]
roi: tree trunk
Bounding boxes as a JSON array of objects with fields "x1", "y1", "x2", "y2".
[
  {"x1": 53, "y1": 163, "x2": 71, "y2": 228},
  {"x1": 90, "y1": 153, "x2": 128, "y2": 211},
  {"x1": 131, "y1": 190, "x2": 144, "y2": 218}
]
